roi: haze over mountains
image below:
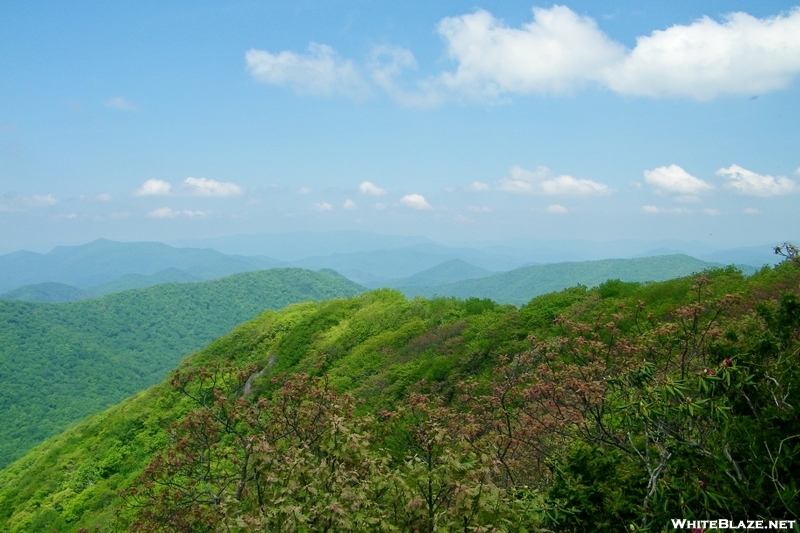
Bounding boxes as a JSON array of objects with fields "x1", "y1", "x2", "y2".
[{"x1": 0, "y1": 232, "x2": 776, "y2": 301}]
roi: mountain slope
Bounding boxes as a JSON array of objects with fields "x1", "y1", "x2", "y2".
[
  {"x1": 0, "y1": 262, "x2": 797, "y2": 531},
  {"x1": 407, "y1": 254, "x2": 718, "y2": 305},
  {"x1": 0, "y1": 268, "x2": 364, "y2": 468},
  {"x1": 387, "y1": 258, "x2": 493, "y2": 288}
]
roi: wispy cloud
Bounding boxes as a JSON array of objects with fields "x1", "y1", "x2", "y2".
[
  {"x1": 246, "y1": 43, "x2": 369, "y2": 98},
  {"x1": 184, "y1": 177, "x2": 242, "y2": 197},
  {"x1": 135, "y1": 179, "x2": 172, "y2": 196},
  {"x1": 545, "y1": 204, "x2": 569, "y2": 214},
  {"x1": 104, "y1": 96, "x2": 143, "y2": 112},
  {"x1": 716, "y1": 164, "x2": 798, "y2": 196},
  {"x1": 147, "y1": 207, "x2": 209, "y2": 218},
  {"x1": 312, "y1": 202, "x2": 333, "y2": 212},
  {"x1": 468, "y1": 181, "x2": 490, "y2": 192},
  {"x1": 641, "y1": 205, "x2": 690, "y2": 214},
  {"x1": 148, "y1": 207, "x2": 178, "y2": 218},
  {"x1": 498, "y1": 166, "x2": 610, "y2": 196}
]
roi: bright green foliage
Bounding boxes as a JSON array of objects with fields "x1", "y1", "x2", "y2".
[
  {"x1": 0, "y1": 260, "x2": 798, "y2": 532},
  {"x1": 0, "y1": 268, "x2": 364, "y2": 468}
]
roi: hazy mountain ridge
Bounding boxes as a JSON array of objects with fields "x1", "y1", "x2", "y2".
[
  {"x1": 403, "y1": 254, "x2": 728, "y2": 305},
  {"x1": 0, "y1": 235, "x2": 775, "y2": 301}
]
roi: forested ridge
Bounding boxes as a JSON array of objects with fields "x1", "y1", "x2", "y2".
[
  {"x1": 0, "y1": 268, "x2": 364, "y2": 469},
  {"x1": 0, "y1": 254, "x2": 798, "y2": 532}
]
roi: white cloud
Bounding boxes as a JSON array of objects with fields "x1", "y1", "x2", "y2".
[
  {"x1": 185, "y1": 177, "x2": 242, "y2": 197},
  {"x1": 674, "y1": 195, "x2": 701, "y2": 203},
  {"x1": 182, "y1": 209, "x2": 209, "y2": 217},
  {"x1": 545, "y1": 204, "x2": 568, "y2": 214},
  {"x1": 367, "y1": 46, "x2": 442, "y2": 107},
  {"x1": 437, "y1": 6, "x2": 625, "y2": 97},
  {"x1": 644, "y1": 165, "x2": 713, "y2": 195},
  {"x1": 703, "y1": 208, "x2": 721, "y2": 215},
  {"x1": 716, "y1": 164, "x2": 798, "y2": 196},
  {"x1": 373, "y1": 203, "x2": 387, "y2": 210},
  {"x1": 359, "y1": 181, "x2": 387, "y2": 196},
  {"x1": 248, "y1": 7, "x2": 800, "y2": 103},
  {"x1": 438, "y1": 6, "x2": 800, "y2": 100},
  {"x1": 400, "y1": 194, "x2": 432, "y2": 210},
  {"x1": 498, "y1": 165, "x2": 610, "y2": 196},
  {"x1": 297, "y1": 186, "x2": 312, "y2": 195},
  {"x1": 104, "y1": 96, "x2": 142, "y2": 112},
  {"x1": 312, "y1": 202, "x2": 333, "y2": 212},
  {"x1": 607, "y1": 9, "x2": 800, "y2": 99},
  {"x1": 96, "y1": 193, "x2": 112, "y2": 202},
  {"x1": 468, "y1": 181, "x2": 490, "y2": 191},
  {"x1": 28, "y1": 194, "x2": 58, "y2": 207},
  {"x1": 641, "y1": 205, "x2": 690, "y2": 214},
  {"x1": 343, "y1": 199, "x2": 357, "y2": 210},
  {"x1": 148, "y1": 207, "x2": 178, "y2": 218},
  {"x1": 468, "y1": 205, "x2": 492, "y2": 212},
  {"x1": 744, "y1": 207, "x2": 759, "y2": 214},
  {"x1": 246, "y1": 43, "x2": 369, "y2": 98},
  {"x1": 136, "y1": 179, "x2": 172, "y2": 196}
]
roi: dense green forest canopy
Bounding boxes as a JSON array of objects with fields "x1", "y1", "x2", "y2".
[
  {"x1": 0, "y1": 268, "x2": 364, "y2": 468},
  {"x1": 0, "y1": 256, "x2": 797, "y2": 532}
]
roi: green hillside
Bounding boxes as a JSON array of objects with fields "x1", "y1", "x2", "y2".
[
  {"x1": 0, "y1": 282, "x2": 87, "y2": 303},
  {"x1": 387, "y1": 258, "x2": 493, "y2": 288},
  {"x1": 0, "y1": 258, "x2": 797, "y2": 531},
  {"x1": 0, "y1": 269, "x2": 364, "y2": 468},
  {"x1": 408, "y1": 254, "x2": 720, "y2": 304}
]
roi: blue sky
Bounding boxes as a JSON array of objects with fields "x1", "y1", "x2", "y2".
[{"x1": 1, "y1": 0, "x2": 799, "y2": 253}]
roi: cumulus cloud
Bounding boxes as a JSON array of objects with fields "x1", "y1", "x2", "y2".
[
  {"x1": 468, "y1": 181, "x2": 490, "y2": 191},
  {"x1": 607, "y1": 9, "x2": 800, "y2": 99},
  {"x1": 498, "y1": 166, "x2": 610, "y2": 196},
  {"x1": 359, "y1": 181, "x2": 387, "y2": 196},
  {"x1": 343, "y1": 199, "x2": 357, "y2": 210},
  {"x1": 297, "y1": 186, "x2": 312, "y2": 195},
  {"x1": 545, "y1": 204, "x2": 568, "y2": 214},
  {"x1": 312, "y1": 202, "x2": 333, "y2": 212},
  {"x1": 437, "y1": 6, "x2": 625, "y2": 97},
  {"x1": 644, "y1": 165, "x2": 713, "y2": 195},
  {"x1": 104, "y1": 96, "x2": 143, "y2": 112},
  {"x1": 246, "y1": 43, "x2": 369, "y2": 98},
  {"x1": 703, "y1": 208, "x2": 721, "y2": 215},
  {"x1": 248, "y1": 6, "x2": 800, "y2": 103},
  {"x1": 185, "y1": 177, "x2": 242, "y2": 197},
  {"x1": 400, "y1": 194, "x2": 432, "y2": 210},
  {"x1": 716, "y1": 164, "x2": 798, "y2": 196},
  {"x1": 136, "y1": 179, "x2": 171, "y2": 196}
]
